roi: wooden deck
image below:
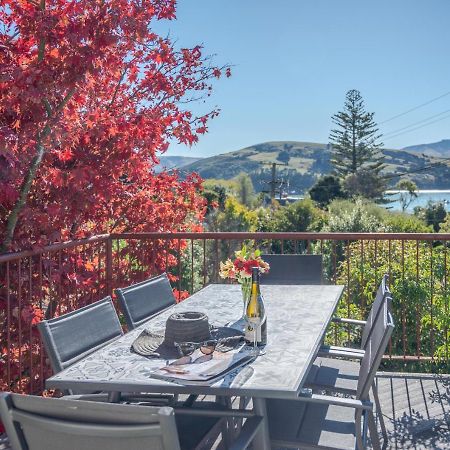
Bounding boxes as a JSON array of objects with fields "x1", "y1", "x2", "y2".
[
  {"x1": 1, "y1": 372, "x2": 449, "y2": 449},
  {"x1": 374, "y1": 372, "x2": 450, "y2": 449}
]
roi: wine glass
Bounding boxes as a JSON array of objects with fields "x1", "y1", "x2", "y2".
[{"x1": 247, "y1": 317, "x2": 261, "y2": 355}]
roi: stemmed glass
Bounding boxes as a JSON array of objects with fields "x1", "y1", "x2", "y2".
[{"x1": 247, "y1": 317, "x2": 262, "y2": 356}]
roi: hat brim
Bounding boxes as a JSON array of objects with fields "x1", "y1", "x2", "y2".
[{"x1": 131, "y1": 330, "x2": 179, "y2": 359}]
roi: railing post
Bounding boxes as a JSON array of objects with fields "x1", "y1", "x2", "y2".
[{"x1": 106, "y1": 236, "x2": 113, "y2": 297}]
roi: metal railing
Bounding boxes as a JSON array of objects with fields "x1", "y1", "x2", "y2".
[{"x1": 1, "y1": 231, "x2": 449, "y2": 394}]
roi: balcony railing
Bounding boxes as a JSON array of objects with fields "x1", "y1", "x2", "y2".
[{"x1": 1, "y1": 231, "x2": 449, "y2": 395}]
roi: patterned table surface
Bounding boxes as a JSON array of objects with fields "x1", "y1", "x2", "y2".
[{"x1": 47, "y1": 284, "x2": 344, "y2": 399}]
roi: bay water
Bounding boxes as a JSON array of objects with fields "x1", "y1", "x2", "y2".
[{"x1": 385, "y1": 190, "x2": 450, "y2": 212}]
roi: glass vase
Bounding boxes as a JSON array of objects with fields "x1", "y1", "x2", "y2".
[{"x1": 240, "y1": 278, "x2": 252, "y2": 319}]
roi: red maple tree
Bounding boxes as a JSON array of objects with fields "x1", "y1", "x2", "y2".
[
  {"x1": 0, "y1": 0, "x2": 229, "y2": 251},
  {"x1": 0, "y1": 0, "x2": 229, "y2": 394}
]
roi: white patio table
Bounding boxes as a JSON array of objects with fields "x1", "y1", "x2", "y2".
[{"x1": 46, "y1": 283, "x2": 344, "y2": 449}]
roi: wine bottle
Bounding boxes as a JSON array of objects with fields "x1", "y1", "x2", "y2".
[{"x1": 244, "y1": 266, "x2": 267, "y2": 346}]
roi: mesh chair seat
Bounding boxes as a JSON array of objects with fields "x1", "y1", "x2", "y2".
[
  {"x1": 306, "y1": 357, "x2": 359, "y2": 395},
  {"x1": 268, "y1": 398, "x2": 357, "y2": 450},
  {"x1": 115, "y1": 273, "x2": 176, "y2": 330},
  {"x1": 261, "y1": 254, "x2": 323, "y2": 285},
  {"x1": 38, "y1": 297, "x2": 123, "y2": 374}
]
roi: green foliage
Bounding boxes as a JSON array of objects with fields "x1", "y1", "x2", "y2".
[
  {"x1": 382, "y1": 212, "x2": 431, "y2": 233},
  {"x1": 309, "y1": 175, "x2": 346, "y2": 208},
  {"x1": 414, "y1": 201, "x2": 447, "y2": 232},
  {"x1": 206, "y1": 197, "x2": 259, "y2": 232},
  {"x1": 343, "y1": 170, "x2": 386, "y2": 201},
  {"x1": 201, "y1": 183, "x2": 227, "y2": 214},
  {"x1": 329, "y1": 89, "x2": 385, "y2": 179},
  {"x1": 396, "y1": 180, "x2": 418, "y2": 212},
  {"x1": 331, "y1": 240, "x2": 450, "y2": 366},
  {"x1": 265, "y1": 199, "x2": 324, "y2": 253},
  {"x1": 234, "y1": 173, "x2": 256, "y2": 208},
  {"x1": 269, "y1": 199, "x2": 324, "y2": 233},
  {"x1": 325, "y1": 198, "x2": 384, "y2": 233}
]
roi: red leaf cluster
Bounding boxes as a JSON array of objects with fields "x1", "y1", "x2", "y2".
[{"x1": 0, "y1": 0, "x2": 228, "y2": 251}]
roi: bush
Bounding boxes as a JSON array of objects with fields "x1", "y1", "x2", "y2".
[
  {"x1": 309, "y1": 175, "x2": 346, "y2": 208},
  {"x1": 331, "y1": 239, "x2": 450, "y2": 369}
]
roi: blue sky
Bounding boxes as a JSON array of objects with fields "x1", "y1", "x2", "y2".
[{"x1": 158, "y1": 0, "x2": 450, "y2": 157}]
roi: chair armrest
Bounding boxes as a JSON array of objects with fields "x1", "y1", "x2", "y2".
[
  {"x1": 298, "y1": 392, "x2": 373, "y2": 411},
  {"x1": 229, "y1": 416, "x2": 263, "y2": 450},
  {"x1": 318, "y1": 345, "x2": 365, "y2": 360},
  {"x1": 331, "y1": 317, "x2": 367, "y2": 326},
  {"x1": 60, "y1": 393, "x2": 110, "y2": 402}
]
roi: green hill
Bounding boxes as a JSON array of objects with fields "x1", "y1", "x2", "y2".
[
  {"x1": 403, "y1": 139, "x2": 450, "y2": 158},
  {"x1": 181, "y1": 141, "x2": 450, "y2": 193},
  {"x1": 155, "y1": 155, "x2": 203, "y2": 173}
]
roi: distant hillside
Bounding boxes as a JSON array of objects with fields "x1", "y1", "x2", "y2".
[
  {"x1": 404, "y1": 139, "x2": 450, "y2": 157},
  {"x1": 181, "y1": 141, "x2": 450, "y2": 193},
  {"x1": 155, "y1": 155, "x2": 203, "y2": 173}
]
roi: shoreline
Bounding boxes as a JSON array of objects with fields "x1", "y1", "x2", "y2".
[{"x1": 386, "y1": 190, "x2": 450, "y2": 194}]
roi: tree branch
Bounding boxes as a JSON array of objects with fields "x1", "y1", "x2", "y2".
[
  {"x1": 1, "y1": 88, "x2": 76, "y2": 251},
  {"x1": 107, "y1": 66, "x2": 128, "y2": 110}
]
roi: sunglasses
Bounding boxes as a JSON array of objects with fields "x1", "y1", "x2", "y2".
[{"x1": 174, "y1": 339, "x2": 217, "y2": 357}]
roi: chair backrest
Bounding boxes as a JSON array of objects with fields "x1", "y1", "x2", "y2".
[
  {"x1": 357, "y1": 298, "x2": 395, "y2": 400},
  {"x1": 360, "y1": 273, "x2": 391, "y2": 349},
  {"x1": 38, "y1": 296, "x2": 123, "y2": 373},
  {"x1": 0, "y1": 393, "x2": 181, "y2": 450},
  {"x1": 115, "y1": 273, "x2": 175, "y2": 330},
  {"x1": 260, "y1": 254, "x2": 323, "y2": 285}
]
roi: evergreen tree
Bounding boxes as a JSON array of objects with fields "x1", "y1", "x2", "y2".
[
  {"x1": 309, "y1": 175, "x2": 346, "y2": 208},
  {"x1": 329, "y1": 90, "x2": 385, "y2": 178},
  {"x1": 235, "y1": 173, "x2": 255, "y2": 207}
]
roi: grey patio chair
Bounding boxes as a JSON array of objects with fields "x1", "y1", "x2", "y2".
[
  {"x1": 267, "y1": 299, "x2": 395, "y2": 450},
  {"x1": 319, "y1": 273, "x2": 391, "y2": 359},
  {"x1": 260, "y1": 254, "x2": 323, "y2": 285},
  {"x1": 306, "y1": 274, "x2": 392, "y2": 440},
  {"x1": 0, "y1": 393, "x2": 262, "y2": 450},
  {"x1": 38, "y1": 296, "x2": 171, "y2": 404},
  {"x1": 38, "y1": 296, "x2": 123, "y2": 374},
  {"x1": 115, "y1": 272, "x2": 176, "y2": 330}
]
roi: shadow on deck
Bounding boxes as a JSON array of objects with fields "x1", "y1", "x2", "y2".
[{"x1": 375, "y1": 372, "x2": 450, "y2": 449}]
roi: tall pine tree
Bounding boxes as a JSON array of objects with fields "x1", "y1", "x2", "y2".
[{"x1": 329, "y1": 90, "x2": 385, "y2": 178}]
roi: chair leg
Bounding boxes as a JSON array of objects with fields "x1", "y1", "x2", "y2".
[
  {"x1": 235, "y1": 396, "x2": 248, "y2": 436},
  {"x1": 217, "y1": 396, "x2": 232, "y2": 448},
  {"x1": 183, "y1": 394, "x2": 199, "y2": 408},
  {"x1": 372, "y1": 381, "x2": 388, "y2": 443},
  {"x1": 367, "y1": 410, "x2": 382, "y2": 450}
]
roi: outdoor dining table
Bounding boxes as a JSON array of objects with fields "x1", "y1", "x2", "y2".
[{"x1": 46, "y1": 283, "x2": 344, "y2": 449}]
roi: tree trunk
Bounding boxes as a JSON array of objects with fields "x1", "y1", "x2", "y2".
[{"x1": 1, "y1": 141, "x2": 46, "y2": 252}]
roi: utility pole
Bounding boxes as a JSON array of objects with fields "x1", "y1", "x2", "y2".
[
  {"x1": 270, "y1": 163, "x2": 277, "y2": 199},
  {"x1": 261, "y1": 162, "x2": 288, "y2": 200}
]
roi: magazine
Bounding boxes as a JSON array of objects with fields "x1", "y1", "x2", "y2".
[{"x1": 150, "y1": 346, "x2": 256, "y2": 385}]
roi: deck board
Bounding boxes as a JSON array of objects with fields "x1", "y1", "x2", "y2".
[{"x1": 374, "y1": 372, "x2": 450, "y2": 449}]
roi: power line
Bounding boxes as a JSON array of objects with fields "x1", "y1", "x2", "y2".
[
  {"x1": 379, "y1": 90, "x2": 450, "y2": 125},
  {"x1": 382, "y1": 108, "x2": 450, "y2": 137},
  {"x1": 383, "y1": 112, "x2": 450, "y2": 142}
]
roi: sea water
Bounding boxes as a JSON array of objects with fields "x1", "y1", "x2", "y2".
[{"x1": 386, "y1": 190, "x2": 450, "y2": 212}]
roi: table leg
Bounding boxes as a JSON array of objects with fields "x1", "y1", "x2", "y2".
[{"x1": 252, "y1": 397, "x2": 271, "y2": 450}]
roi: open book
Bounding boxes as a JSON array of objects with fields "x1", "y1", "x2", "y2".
[{"x1": 150, "y1": 346, "x2": 256, "y2": 385}]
